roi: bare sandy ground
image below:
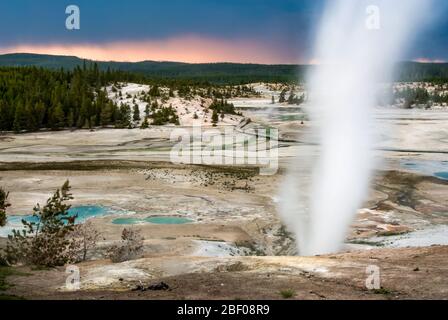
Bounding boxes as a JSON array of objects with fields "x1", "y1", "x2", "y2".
[{"x1": 4, "y1": 246, "x2": 447, "y2": 300}]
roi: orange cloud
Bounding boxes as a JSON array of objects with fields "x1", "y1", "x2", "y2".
[
  {"x1": 0, "y1": 36, "x2": 299, "y2": 64},
  {"x1": 413, "y1": 58, "x2": 446, "y2": 64}
]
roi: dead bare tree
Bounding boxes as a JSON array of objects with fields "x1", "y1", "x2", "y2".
[
  {"x1": 107, "y1": 228, "x2": 144, "y2": 263},
  {"x1": 72, "y1": 221, "x2": 102, "y2": 262}
]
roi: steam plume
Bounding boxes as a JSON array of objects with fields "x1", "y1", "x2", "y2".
[{"x1": 280, "y1": 0, "x2": 432, "y2": 256}]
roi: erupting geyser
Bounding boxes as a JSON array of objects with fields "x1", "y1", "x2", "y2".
[{"x1": 280, "y1": 0, "x2": 433, "y2": 256}]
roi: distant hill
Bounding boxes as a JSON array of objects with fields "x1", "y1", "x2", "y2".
[
  {"x1": 0, "y1": 53, "x2": 447, "y2": 84},
  {"x1": 0, "y1": 53, "x2": 305, "y2": 84}
]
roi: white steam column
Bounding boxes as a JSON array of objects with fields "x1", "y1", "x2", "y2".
[{"x1": 280, "y1": 0, "x2": 432, "y2": 256}]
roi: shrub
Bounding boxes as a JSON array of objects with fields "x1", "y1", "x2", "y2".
[
  {"x1": 0, "y1": 188, "x2": 10, "y2": 265},
  {"x1": 0, "y1": 188, "x2": 10, "y2": 227},
  {"x1": 5, "y1": 181, "x2": 80, "y2": 267},
  {"x1": 140, "y1": 117, "x2": 149, "y2": 129},
  {"x1": 107, "y1": 228, "x2": 144, "y2": 263},
  {"x1": 209, "y1": 98, "x2": 237, "y2": 115},
  {"x1": 280, "y1": 289, "x2": 296, "y2": 299},
  {"x1": 0, "y1": 256, "x2": 7, "y2": 267},
  {"x1": 151, "y1": 106, "x2": 179, "y2": 125}
]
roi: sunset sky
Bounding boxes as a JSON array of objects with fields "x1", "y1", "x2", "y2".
[{"x1": 0, "y1": 0, "x2": 447, "y2": 64}]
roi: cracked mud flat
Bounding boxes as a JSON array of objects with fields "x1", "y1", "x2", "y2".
[{"x1": 1, "y1": 106, "x2": 448, "y2": 299}]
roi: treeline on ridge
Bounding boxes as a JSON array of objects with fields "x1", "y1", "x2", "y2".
[
  {"x1": 0, "y1": 65, "x2": 259, "y2": 132},
  {"x1": 0, "y1": 53, "x2": 305, "y2": 85},
  {"x1": 0, "y1": 65, "x2": 142, "y2": 132},
  {"x1": 2, "y1": 54, "x2": 448, "y2": 84}
]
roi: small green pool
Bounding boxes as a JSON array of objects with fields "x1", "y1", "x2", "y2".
[
  {"x1": 112, "y1": 217, "x2": 144, "y2": 225},
  {"x1": 112, "y1": 216, "x2": 193, "y2": 225},
  {"x1": 145, "y1": 217, "x2": 193, "y2": 224}
]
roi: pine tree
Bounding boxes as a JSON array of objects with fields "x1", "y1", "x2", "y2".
[
  {"x1": 13, "y1": 101, "x2": 27, "y2": 132},
  {"x1": 140, "y1": 117, "x2": 149, "y2": 129},
  {"x1": 0, "y1": 100, "x2": 10, "y2": 131},
  {"x1": 149, "y1": 85, "x2": 160, "y2": 97},
  {"x1": 25, "y1": 104, "x2": 38, "y2": 131},
  {"x1": 51, "y1": 102, "x2": 66, "y2": 129},
  {"x1": 279, "y1": 89, "x2": 287, "y2": 103},
  {"x1": 144, "y1": 104, "x2": 151, "y2": 117},
  {"x1": 67, "y1": 110, "x2": 75, "y2": 128},
  {"x1": 101, "y1": 102, "x2": 113, "y2": 127},
  {"x1": 79, "y1": 96, "x2": 92, "y2": 128},
  {"x1": 34, "y1": 102, "x2": 46, "y2": 129},
  {"x1": 212, "y1": 109, "x2": 219, "y2": 126},
  {"x1": 133, "y1": 105, "x2": 141, "y2": 122},
  {"x1": 151, "y1": 100, "x2": 159, "y2": 111},
  {"x1": 5, "y1": 181, "x2": 80, "y2": 267},
  {"x1": 119, "y1": 104, "x2": 131, "y2": 128}
]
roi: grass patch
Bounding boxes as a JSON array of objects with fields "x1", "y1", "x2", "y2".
[
  {"x1": 0, "y1": 266, "x2": 29, "y2": 291},
  {"x1": 279, "y1": 289, "x2": 296, "y2": 299},
  {"x1": 0, "y1": 294, "x2": 26, "y2": 300},
  {"x1": 215, "y1": 261, "x2": 249, "y2": 273},
  {"x1": 347, "y1": 239, "x2": 384, "y2": 247},
  {"x1": 378, "y1": 231, "x2": 410, "y2": 237},
  {"x1": 372, "y1": 287, "x2": 392, "y2": 295},
  {"x1": 0, "y1": 160, "x2": 179, "y2": 172}
]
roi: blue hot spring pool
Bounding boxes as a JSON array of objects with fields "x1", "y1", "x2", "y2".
[
  {"x1": 0, "y1": 205, "x2": 123, "y2": 237},
  {"x1": 111, "y1": 217, "x2": 143, "y2": 225},
  {"x1": 434, "y1": 172, "x2": 448, "y2": 181},
  {"x1": 401, "y1": 160, "x2": 448, "y2": 181}
]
